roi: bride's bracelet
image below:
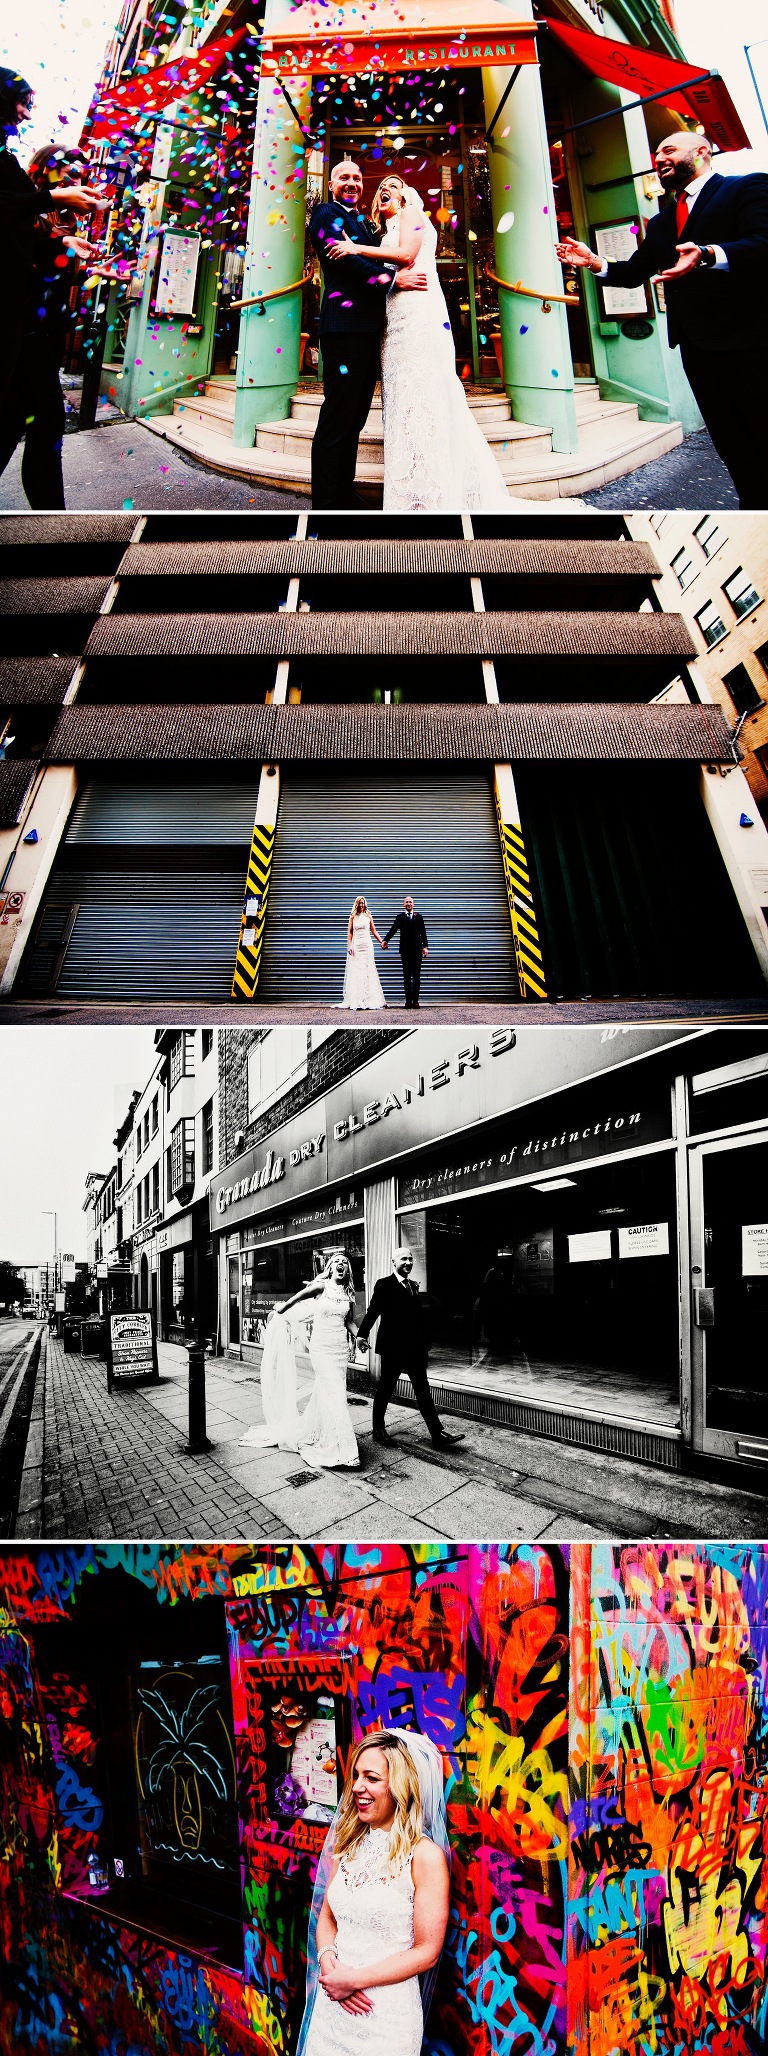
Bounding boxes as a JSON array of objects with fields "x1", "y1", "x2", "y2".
[{"x1": 318, "y1": 1946, "x2": 338, "y2": 1965}]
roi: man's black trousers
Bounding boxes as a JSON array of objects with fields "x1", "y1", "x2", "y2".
[
  {"x1": 0, "y1": 333, "x2": 66, "y2": 508},
  {"x1": 373, "y1": 1355, "x2": 442, "y2": 1440},
  {"x1": 403, "y1": 956, "x2": 422, "y2": 1006},
  {"x1": 680, "y1": 343, "x2": 768, "y2": 510},
  {"x1": 311, "y1": 330, "x2": 381, "y2": 508}
]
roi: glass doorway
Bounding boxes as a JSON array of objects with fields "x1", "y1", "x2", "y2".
[
  {"x1": 312, "y1": 118, "x2": 502, "y2": 383},
  {"x1": 689, "y1": 1133, "x2": 768, "y2": 1459}
]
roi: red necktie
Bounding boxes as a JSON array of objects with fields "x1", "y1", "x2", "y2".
[{"x1": 675, "y1": 191, "x2": 689, "y2": 237}]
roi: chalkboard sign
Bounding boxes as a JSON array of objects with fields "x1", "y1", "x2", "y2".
[{"x1": 107, "y1": 1309, "x2": 159, "y2": 1391}]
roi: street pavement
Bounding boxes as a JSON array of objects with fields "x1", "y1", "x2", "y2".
[
  {"x1": 10, "y1": 1329, "x2": 768, "y2": 1543},
  {"x1": 4, "y1": 998, "x2": 768, "y2": 1026},
  {"x1": 0, "y1": 1320, "x2": 42, "y2": 1536},
  {"x1": 0, "y1": 417, "x2": 735, "y2": 515}
]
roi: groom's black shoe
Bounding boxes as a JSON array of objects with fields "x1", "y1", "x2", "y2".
[
  {"x1": 431, "y1": 1428, "x2": 465, "y2": 1449},
  {"x1": 373, "y1": 1426, "x2": 397, "y2": 1447}
]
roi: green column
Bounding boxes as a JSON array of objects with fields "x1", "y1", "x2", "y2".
[
  {"x1": 482, "y1": 45, "x2": 577, "y2": 454},
  {"x1": 233, "y1": 8, "x2": 311, "y2": 447}
]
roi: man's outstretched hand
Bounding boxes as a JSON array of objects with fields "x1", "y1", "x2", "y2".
[
  {"x1": 657, "y1": 241, "x2": 704, "y2": 280},
  {"x1": 554, "y1": 236, "x2": 601, "y2": 274},
  {"x1": 394, "y1": 267, "x2": 428, "y2": 292}
]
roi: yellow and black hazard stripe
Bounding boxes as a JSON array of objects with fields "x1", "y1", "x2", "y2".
[
  {"x1": 231, "y1": 820, "x2": 275, "y2": 1001},
  {"x1": 496, "y1": 810, "x2": 548, "y2": 1001}
]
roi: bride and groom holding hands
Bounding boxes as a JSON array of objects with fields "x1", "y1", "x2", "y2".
[
  {"x1": 342, "y1": 894, "x2": 428, "y2": 1011},
  {"x1": 243, "y1": 1246, "x2": 463, "y2": 1470},
  {"x1": 309, "y1": 159, "x2": 511, "y2": 511}
]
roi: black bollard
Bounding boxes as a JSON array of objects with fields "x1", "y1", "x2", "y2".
[{"x1": 186, "y1": 1336, "x2": 211, "y2": 1454}]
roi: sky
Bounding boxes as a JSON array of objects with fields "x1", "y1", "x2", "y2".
[
  {"x1": 0, "y1": 1028, "x2": 156, "y2": 1267},
  {"x1": 2, "y1": 0, "x2": 768, "y2": 167}
]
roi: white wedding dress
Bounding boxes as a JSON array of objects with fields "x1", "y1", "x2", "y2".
[
  {"x1": 379, "y1": 212, "x2": 511, "y2": 511},
  {"x1": 341, "y1": 915, "x2": 387, "y2": 1010},
  {"x1": 241, "y1": 1285, "x2": 359, "y2": 1469},
  {"x1": 303, "y1": 1830, "x2": 423, "y2": 2056}
]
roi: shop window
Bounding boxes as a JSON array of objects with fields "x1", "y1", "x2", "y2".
[
  {"x1": 723, "y1": 567, "x2": 762, "y2": 621},
  {"x1": 694, "y1": 599, "x2": 728, "y2": 649},
  {"x1": 202, "y1": 1098, "x2": 214, "y2": 1175},
  {"x1": 170, "y1": 1119, "x2": 195, "y2": 1197},
  {"x1": 247, "y1": 1028, "x2": 310, "y2": 1121},
  {"x1": 202, "y1": 1029, "x2": 214, "y2": 1061},
  {"x1": 671, "y1": 547, "x2": 698, "y2": 592},
  {"x1": 32, "y1": 1575, "x2": 243, "y2": 1968},
  {"x1": 723, "y1": 662, "x2": 763, "y2": 717},
  {"x1": 694, "y1": 515, "x2": 728, "y2": 559}
]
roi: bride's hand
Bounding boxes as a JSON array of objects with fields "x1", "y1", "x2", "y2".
[
  {"x1": 320, "y1": 1958, "x2": 370, "y2": 2004},
  {"x1": 339, "y1": 1993, "x2": 375, "y2": 2016},
  {"x1": 326, "y1": 233, "x2": 355, "y2": 259}
]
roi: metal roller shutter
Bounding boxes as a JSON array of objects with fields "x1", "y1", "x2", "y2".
[
  {"x1": 258, "y1": 772, "x2": 517, "y2": 1003},
  {"x1": 24, "y1": 781, "x2": 257, "y2": 1001}
]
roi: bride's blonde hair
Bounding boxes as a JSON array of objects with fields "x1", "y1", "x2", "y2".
[
  {"x1": 334, "y1": 1732, "x2": 424, "y2": 1871},
  {"x1": 371, "y1": 176, "x2": 406, "y2": 230},
  {"x1": 348, "y1": 894, "x2": 370, "y2": 941}
]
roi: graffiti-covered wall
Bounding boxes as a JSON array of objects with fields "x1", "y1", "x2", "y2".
[{"x1": 0, "y1": 1543, "x2": 766, "y2": 2056}]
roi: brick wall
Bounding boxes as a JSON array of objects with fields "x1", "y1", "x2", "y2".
[{"x1": 217, "y1": 1029, "x2": 405, "y2": 1168}]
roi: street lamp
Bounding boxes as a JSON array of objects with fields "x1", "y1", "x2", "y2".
[{"x1": 42, "y1": 1210, "x2": 58, "y2": 1297}]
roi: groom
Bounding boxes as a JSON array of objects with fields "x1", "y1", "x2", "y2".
[
  {"x1": 383, "y1": 896, "x2": 428, "y2": 1009},
  {"x1": 308, "y1": 159, "x2": 426, "y2": 508},
  {"x1": 356, "y1": 1248, "x2": 464, "y2": 1451}
]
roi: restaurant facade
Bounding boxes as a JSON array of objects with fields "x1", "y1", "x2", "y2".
[
  {"x1": 210, "y1": 1024, "x2": 768, "y2": 1476},
  {"x1": 90, "y1": 0, "x2": 750, "y2": 478}
]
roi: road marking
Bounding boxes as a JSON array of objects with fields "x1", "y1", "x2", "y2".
[{"x1": 0, "y1": 1329, "x2": 40, "y2": 1451}]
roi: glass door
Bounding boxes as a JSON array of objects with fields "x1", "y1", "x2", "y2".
[{"x1": 689, "y1": 1132, "x2": 768, "y2": 1461}]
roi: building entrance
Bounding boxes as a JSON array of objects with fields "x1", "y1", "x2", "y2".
[
  {"x1": 402, "y1": 1151, "x2": 680, "y2": 1431},
  {"x1": 690, "y1": 1133, "x2": 768, "y2": 1461}
]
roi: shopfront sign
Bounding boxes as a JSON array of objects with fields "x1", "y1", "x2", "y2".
[
  {"x1": 618, "y1": 1221, "x2": 670, "y2": 1260},
  {"x1": 742, "y1": 1223, "x2": 768, "y2": 1277},
  {"x1": 398, "y1": 1095, "x2": 670, "y2": 1206},
  {"x1": 106, "y1": 1310, "x2": 159, "y2": 1392},
  {"x1": 156, "y1": 1215, "x2": 194, "y2": 1254},
  {"x1": 60, "y1": 1255, "x2": 76, "y2": 1283}
]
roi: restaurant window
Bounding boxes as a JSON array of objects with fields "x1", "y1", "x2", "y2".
[
  {"x1": 202, "y1": 1098, "x2": 214, "y2": 1175},
  {"x1": 170, "y1": 1120, "x2": 195, "y2": 1196},
  {"x1": 247, "y1": 1028, "x2": 310, "y2": 1120},
  {"x1": 695, "y1": 599, "x2": 728, "y2": 649},
  {"x1": 723, "y1": 567, "x2": 762, "y2": 621},
  {"x1": 671, "y1": 547, "x2": 697, "y2": 591},
  {"x1": 723, "y1": 662, "x2": 763, "y2": 717},
  {"x1": 694, "y1": 515, "x2": 728, "y2": 559}
]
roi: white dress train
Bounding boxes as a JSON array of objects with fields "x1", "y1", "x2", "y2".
[
  {"x1": 379, "y1": 213, "x2": 512, "y2": 511},
  {"x1": 341, "y1": 915, "x2": 387, "y2": 1010},
  {"x1": 241, "y1": 1286, "x2": 359, "y2": 1470},
  {"x1": 303, "y1": 1830, "x2": 423, "y2": 2056}
]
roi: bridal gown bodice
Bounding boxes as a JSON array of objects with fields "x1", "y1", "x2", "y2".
[
  {"x1": 342, "y1": 916, "x2": 386, "y2": 1010},
  {"x1": 244, "y1": 1283, "x2": 359, "y2": 1469},
  {"x1": 303, "y1": 1830, "x2": 422, "y2": 2056},
  {"x1": 379, "y1": 213, "x2": 511, "y2": 510}
]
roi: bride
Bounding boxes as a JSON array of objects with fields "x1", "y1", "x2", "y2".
[
  {"x1": 297, "y1": 1728, "x2": 450, "y2": 2056},
  {"x1": 242, "y1": 1250, "x2": 360, "y2": 1470},
  {"x1": 327, "y1": 175, "x2": 511, "y2": 511},
  {"x1": 341, "y1": 895, "x2": 387, "y2": 1011}
]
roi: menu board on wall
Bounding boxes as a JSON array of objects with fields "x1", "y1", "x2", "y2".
[
  {"x1": 107, "y1": 1310, "x2": 159, "y2": 1390},
  {"x1": 595, "y1": 222, "x2": 650, "y2": 318},
  {"x1": 618, "y1": 1222, "x2": 670, "y2": 1260},
  {"x1": 568, "y1": 1229, "x2": 612, "y2": 1265},
  {"x1": 742, "y1": 1223, "x2": 768, "y2": 1276},
  {"x1": 155, "y1": 231, "x2": 200, "y2": 315}
]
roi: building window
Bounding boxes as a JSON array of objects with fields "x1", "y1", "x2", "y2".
[
  {"x1": 152, "y1": 1164, "x2": 160, "y2": 1213},
  {"x1": 151, "y1": 1094, "x2": 159, "y2": 1136},
  {"x1": 723, "y1": 662, "x2": 763, "y2": 717},
  {"x1": 202, "y1": 1098, "x2": 214, "y2": 1175},
  {"x1": 671, "y1": 547, "x2": 697, "y2": 591},
  {"x1": 754, "y1": 640, "x2": 768, "y2": 680},
  {"x1": 722, "y1": 567, "x2": 762, "y2": 621},
  {"x1": 166, "y1": 1147, "x2": 172, "y2": 1204},
  {"x1": 143, "y1": 1110, "x2": 150, "y2": 1151},
  {"x1": 202, "y1": 1029, "x2": 214, "y2": 1061},
  {"x1": 170, "y1": 1120, "x2": 195, "y2": 1196},
  {"x1": 135, "y1": 1125, "x2": 142, "y2": 1160},
  {"x1": 694, "y1": 600, "x2": 728, "y2": 649},
  {"x1": 694, "y1": 515, "x2": 727, "y2": 559},
  {"x1": 169, "y1": 1032, "x2": 195, "y2": 1091},
  {"x1": 247, "y1": 1029, "x2": 310, "y2": 1122},
  {"x1": 144, "y1": 1173, "x2": 150, "y2": 1219},
  {"x1": 136, "y1": 1185, "x2": 142, "y2": 1225},
  {"x1": 649, "y1": 514, "x2": 669, "y2": 534}
]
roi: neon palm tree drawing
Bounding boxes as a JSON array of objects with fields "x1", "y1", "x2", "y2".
[{"x1": 136, "y1": 1675, "x2": 232, "y2": 1863}]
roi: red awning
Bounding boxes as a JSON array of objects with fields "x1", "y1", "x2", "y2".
[
  {"x1": 86, "y1": 26, "x2": 246, "y2": 141},
  {"x1": 545, "y1": 18, "x2": 751, "y2": 154},
  {"x1": 261, "y1": 3, "x2": 538, "y2": 77}
]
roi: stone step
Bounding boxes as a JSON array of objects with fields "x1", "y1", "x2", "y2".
[
  {"x1": 254, "y1": 413, "x2": 555, "y2": 469},
  {"x1": 146, "y1": 405, "x2": 681, "y2": 501}
]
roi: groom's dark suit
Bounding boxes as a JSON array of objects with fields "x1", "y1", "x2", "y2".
[
  {"x1": 384, "y1": 908, "x2": 428, "y2": 1007},
  {"x1": 598, "y1": 171, "x2": 768, "y2": 506},
  {"x1": 308, "y1": 201, "x2": 395, "y2": 509},
  {"x1": 357, "y1": 1273, "x2": 442, "y2": 1442}
]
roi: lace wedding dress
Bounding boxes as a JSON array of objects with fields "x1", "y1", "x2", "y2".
[
  {"x1": 241, "y1": 1284, "x2": 359, "y2": 1469},
  {"x1": 379, "y1": 212, "x2": 511, "y2": 511},
  {"x1": 341, "y1": 915, "x2": 387, "y2": 1010},
  {"x1": 303, "y1": 1829, "x2": 423, "y2": 2056}
]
